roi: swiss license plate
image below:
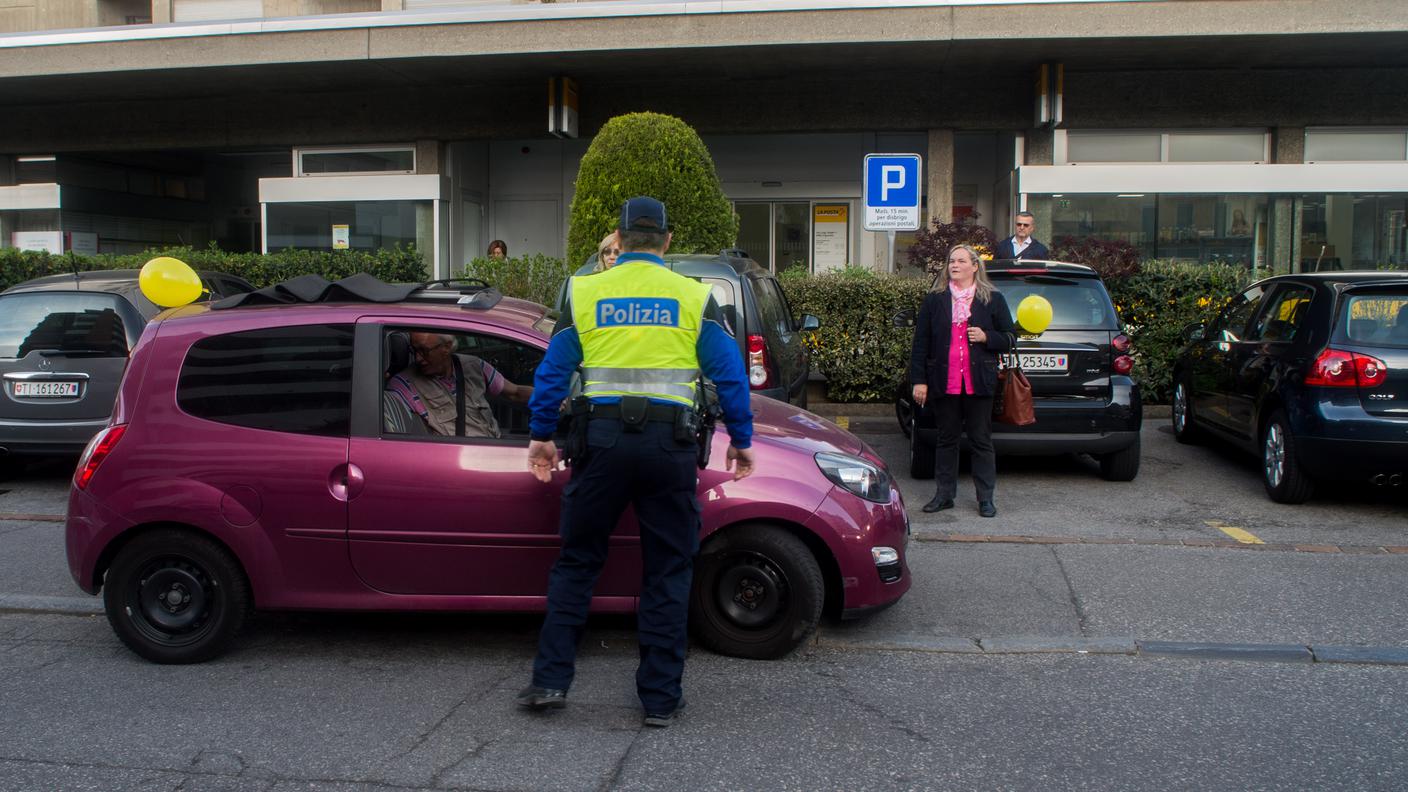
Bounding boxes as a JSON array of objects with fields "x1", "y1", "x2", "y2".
[
  {"x1": 13, "y1": 381, "x2": 80, "y2": 398},
  {"x1": 1017, "y1": 353, "x2": 1067, "y2": 373}
]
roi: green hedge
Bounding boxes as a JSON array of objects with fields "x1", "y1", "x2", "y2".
[
  {"x1": 779, "y1": 260, "x2": 1253, "y2": 405},
  {"x1": 458, "y1": 253, "x2": 574, "y2": 309},
  {"x1": 779, "y1": 269, "x2": 928, "y2": 403},
  {"x1": 0, "y1": 245, "x2": 427, "y2": 292},
  {"x1": 1107, "y1": 260, "x2": 1251, "y2": 402}
]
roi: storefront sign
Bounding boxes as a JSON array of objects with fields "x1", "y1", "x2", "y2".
[
  {"x1": 332, "y1": 224, "x2": 350, "y2": 249},
  {"x1": 66, "y1": 231, "x2": 98, "y2": 256},
  {"x1": 812, "y1": 204, "x2": 849, "y2": 272},
  {"x1": 548, "y1": 76, "x2": 579, "y2": 139},
  {"x1": 11, "y1": 231, "x2": 63, "y2": 254}
]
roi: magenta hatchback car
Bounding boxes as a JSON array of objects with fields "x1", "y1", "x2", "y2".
[{"x1": 65, "y1": 282, "x2": 910, "y2": 664}]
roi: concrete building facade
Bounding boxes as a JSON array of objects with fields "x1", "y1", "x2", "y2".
[{"x1": 1, "y1": 0, "x2": 1406, "y2": 277}]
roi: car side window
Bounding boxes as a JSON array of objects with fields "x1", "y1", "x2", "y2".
[
  {"x1": 1212, "y1": 285, "x2": 1266, "y2": 343},
  {"x1": 381, "y1": 326, "x2": 543, "y2": 442},
  {"x1": 177, "y1": 324, "x2": 354, "y2": 436},
  {"x1": 753, "y1": 277, "x2": 792, "y2": 337},
  {"x1": 1250, "y1": 285, "x2": 1314, "y2": 343}
]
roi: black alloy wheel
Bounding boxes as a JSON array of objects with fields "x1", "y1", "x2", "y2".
[
  {"x1": 104, "y1": 529, "x2": 250, "y2": 664},
  {"x1": 690, "y1": 524, "x2": 823, "y2": 660},
  {"x1": 1261, "y1": 409, "x2": 1314, "y2": 504},
  {"x1": 1171, "y1": 377, "x2": 1201, "y2": 444}
]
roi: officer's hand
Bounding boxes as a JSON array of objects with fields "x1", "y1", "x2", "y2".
[
  {"x1": 725, "y1": 445, "x2": 755, "y2": 481},
  {"x1": 528, "y1": 440, "x2": 559, "y2": 483}
]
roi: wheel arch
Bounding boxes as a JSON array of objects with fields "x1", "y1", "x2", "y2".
[
  {"x1": 700, "y1": 517, "x2": 844, "y2": 620},
  {"x1": 92, "y1": 521, "x2": 255, "y2": 608}
]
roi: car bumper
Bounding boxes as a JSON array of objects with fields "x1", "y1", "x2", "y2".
[
  {"x1": 0, "y1": 416, "x2": 109, "y2": 457},
  {"x1": 65, "y1": 484, "x2": 134, "y2": 594},
  {"x1": 1289, "y1": 392, "x2": 1408, "y2": 481},
  {"x1": 1296, "y1": 436, "x2": 1408, "y2": 481},
  {"x1": 803, "y1": 484, "x2": 912, "y2": 614}
]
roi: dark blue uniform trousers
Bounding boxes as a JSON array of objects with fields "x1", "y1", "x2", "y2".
[{"x1": 531, "y1": 417, "x2": 700, "y2": 714}]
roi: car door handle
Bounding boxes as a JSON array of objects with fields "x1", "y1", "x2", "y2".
[{"x1": 328, "y1": 463, "x2": 366, "y2": 502}]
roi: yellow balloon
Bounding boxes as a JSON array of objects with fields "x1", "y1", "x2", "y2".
[
  {"x1": 139, "y1": 256, "x2": 203, "y2": 308},
  {"x1": 1016, "y1": 294, "x2": 1054, "y2": 334}
]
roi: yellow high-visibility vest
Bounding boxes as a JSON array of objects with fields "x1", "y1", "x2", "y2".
[{"x1": 570, "y1": 260, "x2": 713, "y2": 407}]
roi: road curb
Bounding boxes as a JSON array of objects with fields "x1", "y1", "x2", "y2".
[
  {"x1": 912, "y1": 530, "x2": 1408, "y2": 556},
  {"x1": 0, "y1": 512, "x2": 65, "y2": 523},
  {"x1": 0, "y1": 593, "x2": 102, "y2": 615},
  {"x1": 818, "y1": 633, "x2": 1408, "y2": 667}
]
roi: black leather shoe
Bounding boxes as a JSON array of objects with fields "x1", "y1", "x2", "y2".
[
  {"x1": 516, "y1": 685, "x2": 567, "y2": 710},
  {"x1": 643, "y1": 698, "x2": 687, "y2": 728},
  {"x1": 921, "y1": 495, "x2": 954, "y2": 513},
  {"x1": 978, "y1": 501, "x2": 997, "y2": 518}
]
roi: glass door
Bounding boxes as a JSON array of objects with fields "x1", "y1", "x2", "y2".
[{"x1": 734, "y1": 201, "x2": 817, "y2": 273}]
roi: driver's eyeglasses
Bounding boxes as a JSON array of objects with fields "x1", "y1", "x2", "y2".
[{"x1": 412, "y1": 341, "x2": 450, "y2": 358}]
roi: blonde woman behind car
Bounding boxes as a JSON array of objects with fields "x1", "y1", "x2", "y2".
[{"x1": 592, "y1": 233, "x2": 621, "y2": 273}]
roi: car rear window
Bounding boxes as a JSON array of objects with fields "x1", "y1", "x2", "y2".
[
  {"x1": 989, "y1": 274, "x2": 1119, "y2": 330},
  {"x1": 1336, "y1": 290, "x2": 1408, "y2": 348},
  {"x1": 0, "y1": 292, "x2": 131, "y2": 359},
  {"x1": 177, "y1": 324, "x2": 355, "y2": 436}
]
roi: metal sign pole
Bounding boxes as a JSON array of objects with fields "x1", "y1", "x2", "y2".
[{"x1": 887, "y1": 231, "x2": 896, "y2": 273}]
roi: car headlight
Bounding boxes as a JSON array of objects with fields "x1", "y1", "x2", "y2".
[{"x1": 814, "y1": 452, "x2": 891, "y2": 503}]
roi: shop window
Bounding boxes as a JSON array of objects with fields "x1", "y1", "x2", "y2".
[
  {"x1": 1067, "y1": 133, "x2": 1161, "y2": 163},
  {"x1": 1065, "y1": 130, "x2": 1268, "y2": 164},
  {"x1": 1305, "y1": 130, "x2": 1408, "y2": 162},
  {"x1": 1167, "y1": 132, "x2": 1267, "y2": 163},
  {"x1": 1300, "y1": 194, "x2": 1408, "y2": 270},
  {"x1": 265, "y1": 199, "x2": 432, "y2": 261},
  {"x1": 297, "y1": 147, "x2": 416, "y2": 177}
]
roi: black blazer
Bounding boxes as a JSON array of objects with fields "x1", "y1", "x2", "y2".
[
  {"x1": 908, "y1": 289, "x2": 1016, "y2": 397},
  {"x1": 994, "y1": 237, "x2": 1049, "y2": 261}
]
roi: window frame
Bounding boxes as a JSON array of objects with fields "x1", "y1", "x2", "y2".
[{"x1": 293, "y1": 145, "x2": 417, "y2": 177}]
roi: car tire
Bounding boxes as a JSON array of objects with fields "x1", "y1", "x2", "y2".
[
  {"x1": 908, "y1": 419, "x2": 934, "y2": 480},
  {"x1": 103, "y1": 529, "x2": 251, "y2": 664},
  {"x1": 1097, "y1": 435, "x2": 1141, "y2": 482},
  {"x1": 690, "y1": 524, "x2": 824, "y2": 660},
  {"x1": 1261, "y1": 410, "x2": 1314, "y2": 504},
  {"x1": 1171, "y1": 378, "x2": 1201, "y2": 445},
  {"x1": 0, "y1": 456, "x2": 25, "y2": 481}
]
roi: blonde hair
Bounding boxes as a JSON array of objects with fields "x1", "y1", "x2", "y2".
[
  {"x1": 592, "y1": 233, "x2": 619, "y2": 273},
  {"x1": 930, "y1": 244, "x2": 994, "y2": 304}
]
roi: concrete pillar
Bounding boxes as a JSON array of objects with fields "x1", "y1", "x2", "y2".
[
  {"x1": 1273, "y1": 126, "x2": 1305, "y2": 164},
  {"x1": 926, "y1": 128, "x2": 954, "y2": 226},
  {"x1": 415, "y1": 139, "x2": 441, "y2": 175}
]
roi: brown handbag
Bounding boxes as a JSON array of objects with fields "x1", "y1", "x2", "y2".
[{"x1": 993, "y1": 334, "x2": 1036, "y2": 426}]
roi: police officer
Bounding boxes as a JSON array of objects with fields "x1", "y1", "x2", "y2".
[{"x1": 518, "y1": 196, "x2": 755, "y2": 727}]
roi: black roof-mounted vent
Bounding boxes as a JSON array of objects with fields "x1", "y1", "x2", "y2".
[{"x1": 212, "y1": 273, "x2": 501, "y2": 311}]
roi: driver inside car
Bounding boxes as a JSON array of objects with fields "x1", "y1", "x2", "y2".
[{"x1": 385, "y1": 331, "x2": 533, "y2": 438}]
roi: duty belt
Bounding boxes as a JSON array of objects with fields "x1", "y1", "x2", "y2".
[{"x1": 587, "y1": 399, "x2": 688, "y2": 426}]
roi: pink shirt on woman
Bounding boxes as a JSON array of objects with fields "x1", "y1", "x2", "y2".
[{"x1": 945, "y1": 285, "x2": 976, "y2": 395}]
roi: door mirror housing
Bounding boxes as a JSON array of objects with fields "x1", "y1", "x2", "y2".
[
  {"x1": 892, "y1": 309, "x2": 917, "y2": 328},
  {"x1": 1183, "y1": 322, "x2": 1205, "y2": 342},
  {"x1": 799, "y1": 314, "x2": 821, "y2": 332}
]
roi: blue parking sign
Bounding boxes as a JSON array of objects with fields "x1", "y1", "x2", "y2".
[{"x1": 863, "y1": 154, "x2": 922, "y2": 231}]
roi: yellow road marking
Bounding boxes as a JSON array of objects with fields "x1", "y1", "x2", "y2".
[
  {"x1": 1205, "y1": 519, "x2": 1264, "y2": 545},
  {"x1": 835, "y1": 416, "x2": 849, "y2": 430}
]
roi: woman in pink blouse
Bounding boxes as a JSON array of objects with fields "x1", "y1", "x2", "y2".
[{"x1": 908, "y1": 245, "x2": 1016, "y2": 517}]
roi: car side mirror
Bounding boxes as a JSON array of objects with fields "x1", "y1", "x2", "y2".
[
  {"x1": 799, "y1": 314, "x2": 820, "y2": 332},
  {"x1": 1183, "y1": 323, "x2": 1205, "y2": 342},
  {"x1": 892, "y1": 309, "x2": 916, "y2": 328}
]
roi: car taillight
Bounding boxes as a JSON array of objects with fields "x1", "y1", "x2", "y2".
[
  {"x1": 75, "y1": 424, "x2": 126, "y2": 490},
  {"x1": 747, "y1": 334, "x2": 773, "y2": 389},
  {"x1": 1112, "y1": 355, "x2": 1134, "y2": 375},
  {"x1": 1112, "y1": 334, "x2": 1131, "y2": 353},
  {"x1": 1304, "y1": 348, "x2": 1388, "y2": 388}
]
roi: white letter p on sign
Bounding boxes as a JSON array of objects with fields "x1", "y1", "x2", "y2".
[{"x1": 881, "y1": 165, "x2": 906, "y2": 201}]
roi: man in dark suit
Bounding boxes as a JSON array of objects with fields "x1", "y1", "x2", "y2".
[{"x1": 994, "y1": 211, "x2": 1049, "y2": 260}]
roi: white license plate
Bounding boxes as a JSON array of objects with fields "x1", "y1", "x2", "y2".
[
  {"x1": 13, "y1": 381, "x2": 80, "y2": 397},
  {"x1": 1017, "y1": 353, "x2": 1067, "y2": 372}
]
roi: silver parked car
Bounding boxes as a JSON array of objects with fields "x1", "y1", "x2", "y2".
[{"x1": 0, "y1": 268, "x2": 253, "y2": 477}]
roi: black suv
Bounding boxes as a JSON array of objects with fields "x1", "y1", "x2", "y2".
[
  {"x1": 1171, "y1": 272, "x2": 1408, "y2": 503},
  {"x1": 0, "y1": 268, "x2": 253, "y2": 473},
  {"x1": 895, "y1": 260, "x2": 1143, "y2": 481},
  {"x1": 565, "y1": 250, "x2": 819, "y2": 407}
]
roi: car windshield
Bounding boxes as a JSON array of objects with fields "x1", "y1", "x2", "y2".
[
  {"x1": 1336, "y1": 290, "x2": 1408, "y2": 348},
  {"x1": 0, "y1": 292, "x2": 132, "y2": 359},
  {"x1": 990, "y1": 274, "x2": 1118, "y2": 330}
]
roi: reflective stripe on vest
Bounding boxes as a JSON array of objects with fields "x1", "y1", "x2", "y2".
[{"x1": 571, "y1": 261, "x2": 712, "y2": 408}]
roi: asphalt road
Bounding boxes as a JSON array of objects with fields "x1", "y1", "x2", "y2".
[{"x1": 1, "y1": 421, "x2": 1406, "y2": 791}]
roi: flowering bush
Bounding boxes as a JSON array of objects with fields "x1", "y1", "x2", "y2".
[
  {"x1": 1051, "y1": 235, "x2": 1143, "y2": 280},
  {"x1": 906, "y1": 214, "x2": 999, "y2": 275},
  {"x1": 1106, "y1": 260, "x2": 1250, "y2": 402}
]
